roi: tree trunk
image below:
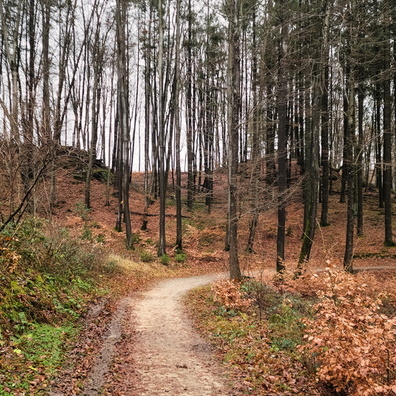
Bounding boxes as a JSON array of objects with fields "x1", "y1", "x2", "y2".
[
  {"x1": 383, "y1": 18, "x2": 394, "y2": 246},
  {"x1": 343, "y1": 73, "x2": 355, "y2": 272},
  {"x1": 227, "y1": 0, "x2": 242, "y2": 280},
  {"x1": 174, "y1": 0, "x2": 182, "y2": 251},
  {"x1": 276, "y1": 0, "x2": 288, "y2": 274},
  {"x1": 157, "y1": 0, "x2": 167, "y2": 257},
  {"x1": 356, "y1": 83, "x2": 364, "y2": 236}
]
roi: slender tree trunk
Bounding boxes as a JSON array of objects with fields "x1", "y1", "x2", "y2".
[
  {"x1": 116, "y1": 0, "x2": 133, "y2": 249},
  {"x1": 298, "y1": 86, "x2": 320, "y2": 268},
  {"x1": 157, "y1": 0, "x2": 167, "y2": 257},
  {"x1": 227, "y1": 0, "x2": 242, "y2": 280},
  {"x1": 320, "y1": 2, "x2": 331, "y2": 226},
  {"x1": 383, "y1": 19, "x2": 394, "y2": 246},
  {"x1": 344, "y1": 73, "x2": 355, "y2": 272},
  {"x1": 174, "y1": 0, "x2": 182, "y2": 251},
  {"x1": 22, "y1": 0, "x2": 37, "y2": 214},
  {"x1": 85, "y1": 27, "x2": 101, "y2": 209},
  {"x1": 356, "y1": 83, "x2": 364, "y2": 236},
  {"x1": 186, "y1": 0, "x2": 195, "y2": 211},
  {"x1": 276, "y1": 0, "x2": 288, "y2": 273},
  {"x1": 246, "y1": 8, "x2": 260, "y2": 253}
]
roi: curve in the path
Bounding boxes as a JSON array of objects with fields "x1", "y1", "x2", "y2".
[{"x1": 128, "y1": 273, "x2": 233, "y2": 396}]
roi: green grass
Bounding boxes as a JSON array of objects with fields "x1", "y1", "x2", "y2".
[
  {"x1": 16, "y1": 323, "x2": 79, "y2": 372},
  {"x1": 0, "y1": 217, "x2": 113, "y2": 394}
]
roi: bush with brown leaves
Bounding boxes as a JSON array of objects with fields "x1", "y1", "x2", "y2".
[
  {"x1": 298, "y1": 269, "x2": 396, "y2": 396},
  {"x1": 211, "y1": 279, "x2": 252, "y2": 311}
]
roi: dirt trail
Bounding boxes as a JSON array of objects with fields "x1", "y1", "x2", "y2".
[
  {"x1": 82, "y1": 273, "x2": 238, "y2": 395},
  {"x1": 55, "y1": 266, "x2": 395, "y2": 395},
  {"x1": 127, "y1": 274, "x2": 234, "y2": 395}
]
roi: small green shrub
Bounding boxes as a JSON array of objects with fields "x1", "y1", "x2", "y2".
[
  {"x1": 81, "y1": 226, "x2": 93, "y2": 241},
  {"x1": 160, "y1": 254, "x2": 170, "y2": 265},
  {"x1": 174, "y1": 253, "x2": 187, "y2": 263},
  {"x1": 140, "y1": 250, "x2": 154, "y2": 263},
  {"x1": 268, "y1": 299, "x2": 305, "y2": 351},
  {"x1": 74, "y1": 202, "x2": 91, "y2": 222},
  {"x1": 96, "y1": 233, "x2": 106, "y2": 243}
]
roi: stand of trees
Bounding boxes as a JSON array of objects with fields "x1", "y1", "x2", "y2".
[{"x1": 1, "y1": 0, "x2": 396, "y2": 277}]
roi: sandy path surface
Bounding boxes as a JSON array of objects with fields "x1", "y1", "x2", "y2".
[
  {"x1": 127, "y1": 273, "x2": 234, "y2": 395},
  {"x1": 79, "y1": 273, "x2": 240, "y2": 395},
  {"x1": 53, "y1": 266, "x2": 395, "y2": 395}
]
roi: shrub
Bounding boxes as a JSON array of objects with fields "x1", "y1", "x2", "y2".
[
  {"x1": 174, "y1": 253, "x2": 187, "y2": 263},
  {"x1": 140, "y1": 250, "x2": 154, "y2": 263},
  {"x1": 211, "y1": 279, "x2": 252, "y2": 312},
  {"x1": 299, "y1": 269, "x2": 396, "y2": 396},
  {"x1": 0, "y1": 217, "x2": 109, "y2": 394},
  {"x1": 160, "y1": 254, "x2": 170, "y2": 265}
]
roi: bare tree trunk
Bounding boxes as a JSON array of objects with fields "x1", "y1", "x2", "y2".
[
  {"x1": 343, "y1": 68, "x2": 355, "y2": 273},
  {"x1": 227, "y1": 0, "x2": 242, "y2": 280},
  {"x1": 157, "y1": 0, "x2": 167, "y2": 257},
  {"x1": 356, "y1": 83, "x2": 364, "y2": 236},
  {"x1": 85, "y1": 21, "x2": 102, "y2": 209},
  {"x1": 174, "y1": 0, "x2": 182, "y2": 251},
  {"x1": 276, "y1": 0, "x2": 288, "y2": 273},
  {"x1": 186, "y1": 0, "x2": 195, "y2": 211},
  {"x1": 246, "y1": 8, "x2": 260, "y2": 254},
  {"x1": 383, "y1": 16, "x2": 394, "y2": 246}
]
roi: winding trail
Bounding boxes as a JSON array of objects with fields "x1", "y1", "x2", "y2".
[
  {"x1": 80, "y1": 273, "x2": 240, "y2": 395},
  {"x1": 128, "y1": 273, "x2": 232, "y2": 395},
  {"x1": 71, "y1": 266, "x2": 395, "y2": 395}
]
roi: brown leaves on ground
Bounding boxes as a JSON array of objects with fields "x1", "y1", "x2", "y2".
[{"x1": 189, "y1": 269, "x2": 396, "y2": 396}]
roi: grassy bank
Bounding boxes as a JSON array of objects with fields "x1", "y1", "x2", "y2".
[{"x1": 0, "y1": 218, "x2": 118, "y2": 395}]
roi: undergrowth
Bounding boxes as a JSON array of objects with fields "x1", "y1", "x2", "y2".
[
  {"x1": 0, "y1": 217, "x2": 114, "y2": 395},
  {"x1": 187, "y1": 279, "x2": 318, "y2": 395},
  {"x1": 187, "y1": 269, "x2": 396, "y2": 395}
]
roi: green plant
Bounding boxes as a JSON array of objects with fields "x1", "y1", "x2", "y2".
[
  {"x1": 17, "y1": 323, "x2": 78, "y2": 372},
  {"x1": 132, "y1": 233, "x2": 141, "y2": 244},
  {"x1": 81, "y1": 226, "x2": 93, "y2": 241},
  {"x1": 0, "y1": 217, "x2": 115, "y2": 394},
  {"x1": 174, "y1": 253, "x2": 187, "y2": 263},
  {"x1": 268, "y1": 298, "x2": 305, "y2": 352},
  {"x1": 96, "y1": 233, "x2": 106, "y2": 243},
  {"x1": 74, "y1": 202, "x2": 91, "y2": 222},
  {"x1": 160, "y1": 254, "x2": 170, "y2": 265},
  {"x1": 140, "y1": 250, "x2": 154, "y2": 263}
]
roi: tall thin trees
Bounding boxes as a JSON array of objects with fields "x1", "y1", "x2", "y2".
[
  {"x1": 157, "y1": 0, "x2": 167, "y2": 257},
  {"x1": 115, "y1": 0, "x2": 133, "y2": 249}
]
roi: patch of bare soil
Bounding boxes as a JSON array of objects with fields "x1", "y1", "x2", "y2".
[{"x1": 81, "y1": 273, "x2": 242, "y2": 395}]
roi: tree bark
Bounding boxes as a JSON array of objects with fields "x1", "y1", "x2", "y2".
[
  {"x1": 276, "y1": 0, "x2": 288, "y2": 273},
  {"x1": 227, "y1": 0, "x2": 242, "y2": 280}
]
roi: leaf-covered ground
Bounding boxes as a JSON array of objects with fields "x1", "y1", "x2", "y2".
[
  {"x1": 1, "y1": 167, "x2": 396, "y2": 394},
  {"x1": 186, "y1": 269, "x2": 396, "y2": 396}
]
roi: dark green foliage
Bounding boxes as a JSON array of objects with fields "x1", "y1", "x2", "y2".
[
  {"x1": 0, "y1": 217, "x2": 110, "y2": 393},
  {"x1": 0, "y1": 217, "x2": 108, "y2": 337}
]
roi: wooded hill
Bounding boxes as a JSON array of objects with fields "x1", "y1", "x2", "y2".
[{"x1": 1, "y1": 0, "x2": 396, "y2": 277}]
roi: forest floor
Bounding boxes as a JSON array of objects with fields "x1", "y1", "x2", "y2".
[
  {"x1": 49, "y1": 272, "x2": 252, "y2": 395},
  {"x1": 37, "y1": 166, "x2": 396, "y2": 394},
  {"x1": 49, "y1": 268, "x2": 396, "y2": 395}
]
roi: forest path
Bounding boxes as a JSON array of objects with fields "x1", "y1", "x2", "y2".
[
  {"x1": 82, "y1": 272, "x2": 243, "y2": 395},
  {"x1": 77, "y1": 265, "x2": 394, "y2": 395}
]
